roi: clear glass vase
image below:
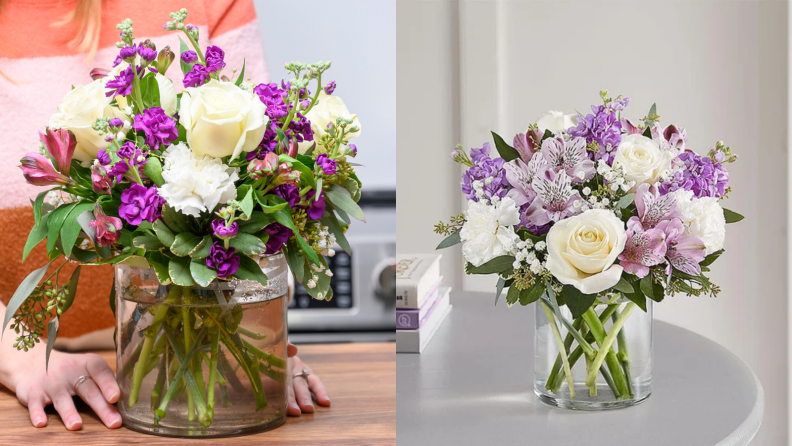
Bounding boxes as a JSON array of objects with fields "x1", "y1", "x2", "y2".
[
  {"x1": 534, "y1": 296, "x2": 652, "y2": 410},
  {"x1": 114, "y1": 253, "x2": 289, "y2": 437}
]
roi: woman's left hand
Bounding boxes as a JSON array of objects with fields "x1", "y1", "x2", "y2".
[{"x1": 285, "y1": 343, "x2": 330, "y2": 415}]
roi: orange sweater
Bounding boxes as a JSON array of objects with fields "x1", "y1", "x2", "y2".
[{"x1": 0, "y1": 0, "x2": 269, "y2": 343}]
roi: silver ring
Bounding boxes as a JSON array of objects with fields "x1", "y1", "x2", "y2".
[
  {"x1": 73, "y1": 375, "x2": 91, "y2": 391},
  {"x1": 293, "y1": 368, "x2": 310, "y2": 380}
]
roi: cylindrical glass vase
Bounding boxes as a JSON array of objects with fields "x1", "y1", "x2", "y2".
[
  {"x1": 115, "y1": 253, "x2": 289, "y2": 437},
  {"x1": 534, "y1": 297, "x2": 652, "y2": 410}
]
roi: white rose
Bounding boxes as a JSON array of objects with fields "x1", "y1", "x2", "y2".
[
  {"x1": 106, "y1": 61, "x2": 177, "y2": 116},
  {"x1": 613, "y1": 134, "x2": 672, "y2": 187},
  {"x1": 536, "y1": 110, "x2": 577, "y2": 134},
  {"x1": 460, "y1": 197, "x2": 520, "y2": 267},
  {"x1": 672, "y1": 190, "x2": 726, "y2": 255},
  {"x1": 49, "y1": 80, "x2": 127, "y2": 164},
  {"x1": 298, "y1": 92, "x2": 361, "y2": 153},
  {"x1": 546, "y1": 209, "x2": 627, "y2": 294},
  {"x1": 179, "y1": 79, "x2": 268, "y2": 160}
]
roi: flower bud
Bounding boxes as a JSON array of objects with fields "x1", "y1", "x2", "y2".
[
  {"x1": 91, "y1": 164, "x2": 113, "y2": 196},
  {"x1": 89, "y1": 67, "x2": 110, "y2": 80},
  {"x1": 89, "y1": 203, "x2": 123, "y2": 246},
  {"x1": 248, "y1": 152, "x2": 280, "y2": 179},
  {"x1": 139, "y1": 47, "x2": 157, "y2": 62},
  {"x1": 324, "y1": 81, "x2": 336, "y2": 95},
  {"x1": 140, "y1": 39, "x2": 156, "y2": 51},
  {"x1": 271, "y1": 165, "x2": 301, "y2": 187},
  {"x1": 38, "y1": 128, "x2": 77, "y2": 175},
  {"x1": 181, "y1": 50, "x2": 198, "y2": 64},
  {"x1": 156, "y1": 46, "x2": 175, "y2": 75},
  {"x1": 119, "y1": 44, "x2": 137, "y2": 60}
]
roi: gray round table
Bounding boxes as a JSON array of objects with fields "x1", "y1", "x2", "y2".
[{"x1": 396, "y1": 291, "x2": 763, "y2": 446}]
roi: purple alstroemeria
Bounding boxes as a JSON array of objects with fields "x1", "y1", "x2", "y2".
[
  {"x1": 118, "y1": 184, "x2": 165, "y2": 225},
  {"x1": 632, "y1": 183, "x2": 679, "y2": 230},
  {"x1": 271, "y1": 184, "x2": 301, "y2": 207},
  {"x1": 659, "y1": 151, "x2": 729, "y2": 198},
  {"x1": 569, "y1": 104, "x2": 623, "y2": 164},
  {"x1": 97, "y1": 149, "x2": 112, "y2": 166},
  {"x1": 541, "y1": 136, "x2": 595, "y2": 183},
  {"x1": 91, "y1": 163, "x2": 113, "y2": 196},
  {"x1": 106, "y1": 65, "x2": 142, "y2": 98},
  {"x1": 503, "y1": 155, "x2": 548, "y2": 207},
  {"x1": 512, "y1": 128, "x2": 543, "y2": 163},
  {"x1": 134, "y1": 107, "x2": 178, "y2": 150},
  {"x1": 619, "y1": 219, "x2": 668, "y2": 278},
  {"x1": 183, "y1": 64, "x2": 211, "y2": 88},
  {"x1": 204, "y1": 46, "x2": 226, "y2": 73},
  {"x1": 264, "y1": 222, "x2": 293, "y2": 255},
  {"x1": 651, "y1": 124, "x2": 687, "y2": 155},
  {"x1": 655, "y1": 218, "x2": 706, "y2": 276},
  {"x1": 206, "y1": 242, "x2": 240, "y2": 278},
  {"x1": 301, "y1": 190, "x2": 326, "y2": 220},
  {"x1": 461, "y1": 143, "x2": 509, "y2": 202},
  {"x1": 524, "y1": 170, "x2": 581, "y2": 227},
  {"x1": 316, "y1": 153, "x2": 337, "y2": 176},
  {"x1": 212, "y1": 219, "x2": 239, "y2": 238},
  {"x1": 19, "y1": 153, "x2": 72, "y2": 186},
  {"x1": 38, "y1": 128, "x2": 76, "y2": 176},
  {"x1": 89, "y1": 203, "x2": 123, "y2": 246}
]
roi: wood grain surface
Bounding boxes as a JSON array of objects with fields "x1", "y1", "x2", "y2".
[{"x1": 0, "y1": 342, "x2": 396, "y2": 445}]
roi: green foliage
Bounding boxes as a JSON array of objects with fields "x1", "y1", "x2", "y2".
[
  {"x1": 520, "y1": 282, "x2": 546, "y2": 306},
  {"x1": 272, "y1": 207, "x2": 320, "y2": 265},
  {"x1": 170, "y1": 232, "x2": 202, "y2": 257},
  {"x1": 2, "y1": 260, "x2": 53, "y2": 339},
  {"x1": 59, "y1": 265, "x2": 81, "y2": 313},
  {"x1": 234, "y1": 58, "x2": 246, "y2": 86},
  {"x1": 178, "y1": 36, "x2": 194, "y2": 77},
  {"x1": 169, "y1": 255, "x2": 195, "y2": 286},
  {"x1": 161, "y1": 204, "x2": 192, "y2": 234},
  {"x1": 491, "y1": 131, "x2": 520, "y2": 161},
  {"x1": 189, "y1": 259, "x2": 217, "y2": 287},
  {"x1": 228, "y1": 233, "x2": 268, "y2": 256},
  {"x1": 436, "y1": 231, "x2": 461, "y2": 250},
  {"x1": 466, "y1": 256, "x2": 514, "y2": 275},
  {"x1": 45, "y1": 316, "x2": 59, "y2": 372},
  {"x1": 494, "y1": 277, "x2": 506, "y2": 306},
  {"x1": 141, "y1": 73, "x2": 161, "y2": 109},
  {"x1": 561, "y1": 285, "x2": 597, "y2": 319},
  {"x1": 190, "y1": 235, "x2": 213, "y2": 259},
  {"x1": 152, "y1": 219, "x2": 176, "y2": 246},
  {"x1": 237, "y1": 213, "x2": 274, "y2": 233},
  {"x1": 325, "y1": 184, "x2": 365, "y2": 222},
  {"x1": 144, "y1": 157, "x2": 165, "y2": 187},
  {"x1": 723, "y1": 208, "x2": 744, "y2": 223},
  {"x1": 133, "y1": 235, "x2": 166, "y2": 250},
  {"x1": 234, "y1": 255, "x2": 269, "y2": 287},
  {"x1": 23, "y1": 212, "x2": 50, "y2": 262}
]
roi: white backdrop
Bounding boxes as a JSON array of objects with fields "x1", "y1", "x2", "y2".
[{"x1": 397, "y1": 1, "x2": 788, "y2": 444}]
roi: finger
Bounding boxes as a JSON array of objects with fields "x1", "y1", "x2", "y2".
[
  {"x1": 287, "y1": 343, "x2": 298, "y2": 358},
  {"x1": 286, "y1": 372, "x2": 301, "y2": 416},
  {"x1": 48, "y1": 388, "x2": 82, "y2": 430},
  {"x1": 307, "y1": 373, "x2": 330, "y2": 407},
  {"x1": 292, "y1": 361, "x2": 314, "y2": 413},
  {"x1": 75, "y1": 379, "x2": 122, "y2": 429},
  {"x1": 85, "y1": 353, "x2": 120, "y2": 403},
  {"x1": 27, "y1": 393, "x2": 48, "y2": 428}
]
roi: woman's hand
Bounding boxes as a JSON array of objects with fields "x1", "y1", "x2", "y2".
[
  {"x1": 7, "y1": 350, "x2": 121, "y2": 430},
  {"x1": 285, "y1": 343, "x2": 330, "y2": 416}
]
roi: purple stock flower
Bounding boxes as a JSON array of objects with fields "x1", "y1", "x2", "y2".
[
  {"x1": 181, "y1": 50, "x2": 198, "y2": 64},
  {"x1": 212, "y1": 219, "x2": 239, "y2": 238},
  {"x1": 105, "y1": 65, "x2": 142, "y2": 98},
  {"x1": 183, "y1": 64, "x2": 211, "y2": 88},
  {"x1": 659, "y1": 151, "x2": 729, "y2": 198},
  {"x1": 113, "y1": 55, "x2": 123, "y2": 67},
  {"x1": 119, "y1": 45, "x2": 137, "y2": 60},
  {"x1": 271, "y1": 184, "x2": 301, "y2": 207},
  {"x1": 139, "y1": 47, "x2": 157, "y2": 61},
  {"x1": 348, "y1": 144, "x2": 357, "y2": 157},
  {"x1": 118, "y1": 184, "x2": 165, "y2": 225},
  {"x1": 109, "y1": 117, "x2": 123, "y2": 128},
  {"x1": 97, "y1": 149, "x2": 112, "y2": 166},
  {"x1": 460, "y1": 143, "x2": 509, "y2": 202},
  {"x1": 134, "y1": 107, "x2": 178, "y2": 150},
  {"x1": 316, "y1": 153, "x2": 337, "y2": 175},
  {"x1": 619, "y1": 220, "x2": 668, "y2": 278},
  {"x1": 524, "y1": 170, "x2": 581, "y2": 226},
  {"x1": 302, "y1": 190, "x2": 326, "y2": 220},
  {"x1": 541, "y1": 136, "x2": 595, "y2": 183},
  {"x1": 264, "y1": 223, "x2": 293, "y2": 255},
  {"x1": 569, "y1": 104, "x2": 623, "y2": 164},
  {"x1": 324, "y1": 81, "x2": 336, "y2": 95},
  {"x1": 108, "y1": 160, "x2": 130, "y2": 181},
  {"x1": 204, "y1": 45, "x2": 226, "y2": 73},
  {"x1": 656, "y1": 218, "x2": 706, "y2": 275},
  {"x1": 206, "y1": 242, "x2": 240, "y2": 278},
  {"x1": 116, "y1": 141, "x2": 137, "y2": 160}
]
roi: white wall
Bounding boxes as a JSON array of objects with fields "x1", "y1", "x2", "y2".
[
  {"x1": 397, "y1": 1, "x2": 788, "y2": 444},
  {"x1": 254, "y1": 0, "x2": 396, "y2": 191}
]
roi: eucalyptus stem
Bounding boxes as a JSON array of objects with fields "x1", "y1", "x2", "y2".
[
  {"x1": 540, "y1": 301, "x2": 576, "y2": 399},
  {"x1": 585, "y1": 303, "x2": 636, "y2": 388}
]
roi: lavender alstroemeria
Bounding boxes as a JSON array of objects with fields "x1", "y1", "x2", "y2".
[
  {"x1": 512, "y1": 128, "x2": 543, "y2": 163},
  {"x1": 541, "y1": 136, "x2": 595, "y2": 183},
  {"x1": 656, "y1": 218, "x2": 706, "y2": 275},
  {"x1": 524, "y1": 170, "x2": 580, "y2": 226},
  {"x1": 19, "y1": 153, "x2": 72, "y2": 186},
  {"x1": 619, "y1": 218, "x2": 668, "y2": 278},
  {"x1": 503, "y1": 155, "x2": 548, "y2": 207},
  {"x1": 659, "y1": 151, "x2": 729, "y2": 198},
  {"x1": 651, "y1": 124, "x2": 687, "y2": 155},
  {"x1": 632, "y1": 183, "x2": 679, "y2": 230},
  {"x1": 461, "y1": 143, "x2": 509, "y2": 202}
]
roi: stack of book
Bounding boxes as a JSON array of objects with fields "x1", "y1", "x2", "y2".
[{"x1": 396, "y1": 254, "x2": 452, "y2": 353}]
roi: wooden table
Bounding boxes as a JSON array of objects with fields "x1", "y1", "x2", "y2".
[{"x1": 0, "y1": 342, "x2": 396, "y2": 445}]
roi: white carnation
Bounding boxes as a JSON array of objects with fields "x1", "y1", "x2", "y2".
[
  {"x1": 673, "y1": 189, "x2": 726, "y2": 255},
  {"x1": 158, "y1": 142, "x2": 239, "y2": 217},
  {"x1": 460, "y1": 196, "x2": 520, "y2": 267}
]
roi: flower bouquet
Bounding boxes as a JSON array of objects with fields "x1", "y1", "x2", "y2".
[
  {"x1": 7, "y1": 8, "x2": 364, "y2": 436},
  {"x1": 435, "y1": 91, "x2": 742, "y2": 409}
]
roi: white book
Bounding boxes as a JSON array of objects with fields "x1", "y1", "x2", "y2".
[
  {"x1": 396, "y1": 254, "x2": 442, "y2": 308},
  {"x1": 396, "y1": 288, "x2": 452, "y2": 353}
]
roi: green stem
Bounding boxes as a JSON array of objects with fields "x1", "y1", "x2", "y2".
[
  {"x1": 132, "y1": 68, "x2": 145, "y2": 114},
  {"x1": 206, "y1": 328, "x2": 220, "y2": 412},
  {"x1": 585, "y1": 303, "x2": 637, "y2": 389},
  {"x1": 301, "y1": 74, "x2": 322, "y2": 115},
  {"x1": 612, "y1": 309, "x2": 634, "y2": 398},
  {"x1": 238, "y1": 326, "x2": 268, "y2": 340},
  {"x1": 545, "y1": 318, "x2": 582, "y2": 392},
  {"x1": 581, "y1": 307, "x2": 630, "y2": 397},
  {"x1": 258, "y1": 362, "x2": 286, "y2": 383},
  {"x1": 541, "y1": 298, "x2": 596, "y2": 360},
  {"x1": 182, "y1": 307, "x2": 195, "y2": 421},
  {"x1": 218, "y1": 350, "x2": 245, "y2": 393},
  {"x1": 242, "y1": 339, "x2": 286, "y2": 369},
  {"x1": 151, "y1": 354, "x2": 167, "y2": 412},
  {"x1": 183, "y1": 31, "x2": 205, "y2": 64},
  {"x1": 157, "y1": 326, "x2": 211, "y2": 426},
  {"x1": 540, "y1": 301, "x2": 576, "y2": 399}
]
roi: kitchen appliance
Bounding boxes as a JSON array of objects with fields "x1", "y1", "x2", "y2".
[{"x1": 287, "y1": 190, "x2": 395, "y2": 342}]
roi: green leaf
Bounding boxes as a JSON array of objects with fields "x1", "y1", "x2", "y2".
[
  {"x1": 238, "y1": 213, "x2": 274, "y2": 233},
  {"x1": 169, "y1": 255, "x2": 195, "y2": 286},
  {"x1": 491, "y1": 131, "x2": 520, "y2": 161},
  {"x1": 234, "y1": 58, "x2": 246, "y2": 86},
  {"x1": 561, "y1": 285, "x2": 597, "y2": 319},
  {"x1": 520, "y1": 282, "x2": 545, "y2": 306},
  {"x1": 46, "y1": 203, "x2": 76, "y2": 255},
  {"x1": 335, "y1": 207, "x2": 351, "y2": 225},
  {"x1": 46, "y1": 316, "x2": 59, "y2": 372},
  {"x1": 639, "y1": 276, "x2": 655, "y2": 301},
  {"x1": 190, "y1": 235, "x2": 213, "y2": 259},
  {"x1": 239, "y1": 185, "x2": 254, "y2": 218},
  {"x1": 290, "y1": 160, "x2": 316, "y2": 189},
  {"x1": 144, "y1": 157, "x2": 165, "y2": 187},
  {"x1": 648, "y1": 103, "x2": 657, "y2": 118},
  {"x1": 116, "y1": 255, "x2": 150, "y2": 268},
  {"x1": 170, "y1": 232, "x2": 202, "y2": 257},
  {"x1": 723, "y1": 208, "x2": 744, "y2": 224},
  {"x1": 616, "y1": 194, "x2": 635, "y2": 209},
  {"x1": 234, "y1": 255, "x2": 268, "y2": 287},
  {"x1": 624, "y1": 290, "x2": 647, "y2": 312},
  {"x1": 60, "y1": 265, "x2": 81, "y2": 313},
  {"x1": 505, "y1": 286, "x2": 520, "y2": 307},
  {"x1": 23, "y1": 212, "x2": 50, "y2": 262},
  {"x1": 141, "y1": 73, "x2": 161, "y2": 109},
  {"x1": 642, "y1": 127, "x2": 652, "y2": 138},
  {"x1": 284, "y1": 240, "x2": 305, "y2": 285},
  {"x1": 133, "y1": 235, "x2": 166, "y2": 250},
  {"x1": 272, "y1": 208, "x2": 320, "y2": 265},
  {"x1": 613, "y1": 277, "x2": 635, "y2": 294},
  {"x1": 76, "y1": 210, "x2": 96, "y2": 243},
  {"x1": 466, "y1": 256, "x2": 514, "y2": 275},
  {"x1": 326, "y1": 185, "x2": 365, "y2": 222},
  {"x1": 701, "y1": 249, "x2": 724, "y2": 267},
  {"x1": 494, "y1": 278, "x2": 506, "y2": 306},
  {"x1": 147, "y1": 251, "x2": 172, "y2": 285},
  {"x1": 3, "y1": 260, "x2": 53, "y2": 338},
  {"x1": 178, "y1": 36, "x2": 194, "y2": 76},
  {"x1": 70, "y1": 246, "x2": 98, "y2": 262},
  {"x1": 161, "y1": 204, "x2": 192, "y2": 234},
  {"x1": 152, "y1": 219, "x2": 176, "y2": 247},
  {"x1": 190, "y1": 259, "x2": 217, "y2": 287},
  {"x1": 229, "y1": 233, "x2": 268, "y2": 256},
  {"x1": 33, "y1": 190, "x2": 49, "y2": 225},
  {"x1": 254, "y1": 191, "x2": 290, "y2": 214},
  {"x1": 321, "y1": 207, "x2": 351, "y2": 254},
  {"x1": 436, "y1": 231, "x2": 461, "y2": 250}
]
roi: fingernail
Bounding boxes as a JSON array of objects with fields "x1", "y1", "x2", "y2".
[
  {"x1": 67, "y1": 419, "x2": 79, "y2": 430},
  {"x1": 106, "y1": 390, "x2": 117, "y2": 400},
  {"x1": 35, "y1": 418, "x2": 44, "y2": 427},
  {"x1": 108, "y1": 414, "x2": 122, "y2": 428}
]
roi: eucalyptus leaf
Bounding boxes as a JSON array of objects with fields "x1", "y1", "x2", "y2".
[
  {"x1": 76, "y1": 210, "x2": 96, "y2": 243},
  {"x1": 494, "y1": 277, "x2": 506, "y2": 306},
  {"x1": 46, "y1": 316, "x2": 59, "y2": 373},
  {"x1": 520, "y1": 282, "x2": 545, "y2": 306},
  {"x1": 723, "y1": 208, "x2": 744, "y2": 224},
  {"x1": 3, "y1": 261, "x2": 54, "y2": 338},
  {"x1": 616, "y1": 194, "x2": 635, "y2": 209},
  {"x1": 23, "y1": 213, "x2": 50, "y2": 262},
  {"x1": 505, "y1": 286, "x2": 520, "y2": 307},
  {"x1": 466, "y1": 256, "x2": 514, "y2": 275},
  {"x1": 59, "y1": 265, "x2": 81, "y2": 313},
  {"x1": 326, "y1": 185, "x2": 365, "y2": 222},
  {"x1": 436, "y1": 231, "x2": 461, "y2": 250}
]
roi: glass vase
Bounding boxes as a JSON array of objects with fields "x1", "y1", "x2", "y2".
[
  {"x1": 114, "y1": 253, "x2": 289, "y2": 437},
  {"x1": 534, "y1": 296, "x2": 652, "y2": 410}
]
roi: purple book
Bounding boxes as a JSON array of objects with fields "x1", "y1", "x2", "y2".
[{"x1": 396, "y1": 286, "x2": 447, "y2": 330}]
